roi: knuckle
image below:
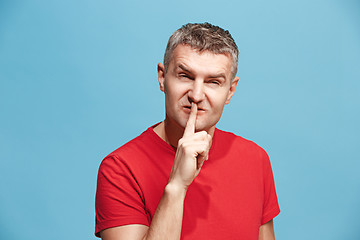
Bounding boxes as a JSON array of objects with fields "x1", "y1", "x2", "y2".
[
  {"x1": 207, "y1": 135, "x2": 212, "y2": 144},
  {"x1": 181, "y1": 142, "x2": 191, "y2": 150},
  {"x1": 200, "y1": 131, "x2": 207, "y2": 137}
]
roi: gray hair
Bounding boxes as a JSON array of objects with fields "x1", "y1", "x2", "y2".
[{"x1": 164, "y1": 22, "x2": 239, "y2": 78}]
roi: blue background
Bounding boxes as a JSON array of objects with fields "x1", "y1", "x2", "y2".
[{"x1": 1, "y1": 0, "x2": 359, "y2": 239}]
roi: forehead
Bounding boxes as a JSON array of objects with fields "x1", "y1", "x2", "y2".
[{"x1": 169, "y1": 45, "x2": 233, "y2": 77}]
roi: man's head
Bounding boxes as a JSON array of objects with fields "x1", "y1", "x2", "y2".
[
  {"x1": 164, "y1": 23, "x2": 239, "y2": 79},
  {"x1": 158, "y1": 23, "x2": 239, "y2": 134}
]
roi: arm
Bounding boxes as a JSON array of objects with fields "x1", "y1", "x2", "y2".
[
  {"x1": 100, "y1": 184, "x2": 186, "y2": 240},
  {"x1": 258, "y1": 219, "x2": 275, "y2": 240},
  {"x1": 101, "y1": 103, "x2": 211, "y2": 240}
]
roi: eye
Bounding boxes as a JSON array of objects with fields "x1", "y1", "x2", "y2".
[
  {"x1": 208, "y1": 80, "x2": 220, "y2": 85},
  {"x1": 179, "y1": 73, "x2": 192, "y2": 80}
]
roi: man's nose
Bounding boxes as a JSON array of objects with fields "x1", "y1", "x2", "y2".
[{"x1": 187, "y1": 80, "x2": 205, "y2": 103}]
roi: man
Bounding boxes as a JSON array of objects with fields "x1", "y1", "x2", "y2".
[{"x1": 95, "y1": 23, "x2": 280, "y2": 240}]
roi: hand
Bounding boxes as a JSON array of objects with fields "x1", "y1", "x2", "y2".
[{"x1": 168, "y1": 103, "x2": 212, "y2": 190}]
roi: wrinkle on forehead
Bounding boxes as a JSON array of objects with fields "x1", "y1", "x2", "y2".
[{"x1": 170, "y1": 45, "x2": 233, "y2": 80}]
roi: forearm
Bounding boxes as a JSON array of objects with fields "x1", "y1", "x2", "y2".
[{"x1": 144, "y1": 183, "x2": 187, "y2": 240}]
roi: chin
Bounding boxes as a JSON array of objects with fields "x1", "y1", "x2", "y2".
[{"x1": 194, "y1": 122, "x2": 210, "y2": 132}]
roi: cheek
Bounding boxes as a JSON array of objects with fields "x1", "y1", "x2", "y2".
[
  {"x1": 164, "y1": 81, "x2": 175, "y2": 101},
  {"x1": 166, "y1": 83, "x2": 188, "y2": 101},
  {"x1": 208, "y1": 89, "x2": 230, "y2": 108},
  {"x1": 163, "y1": 79, "x2": 169, "y2": 94}
]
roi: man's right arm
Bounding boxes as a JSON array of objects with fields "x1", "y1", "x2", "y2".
[
  {"x1": 100, "y1": 182, "x2": 186, "y2": 240},
  {"x1": 100, "y1": 103, "x2": 211, "y2": 240}
]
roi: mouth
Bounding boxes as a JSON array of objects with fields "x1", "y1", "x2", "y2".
[{"x1": 183, "y1": 105, "x2": 206, "y2": 112}]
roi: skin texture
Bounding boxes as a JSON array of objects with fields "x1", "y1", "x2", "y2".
[
  {"x1": 259, "y1": 220, "x2": 275, "y2": 240},
  {"x1": 156, "y1": 44, "x2": 239, "y2": 148},
  {"x1": 100, "y1": 44, "x2": 276, "y2": 239}
]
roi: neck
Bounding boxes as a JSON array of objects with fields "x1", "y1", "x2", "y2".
[{"x1": 153, "y1": 117, "x2": 216, "y2": 148}]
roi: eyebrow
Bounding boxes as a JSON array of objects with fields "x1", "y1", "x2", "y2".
[
  {"x1": 208, "y1": 73, "x2": 226, "y2": 79},
  {"x1": 177, "y1": 64, "x2": 226, "y2": 79},
  {"x1": 178, "y1": 64, "x2": 192, "y2": 73}
]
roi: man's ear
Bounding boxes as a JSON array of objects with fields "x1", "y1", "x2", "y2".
[
  {"x1": 225, "y1": 76, "x2": 239, "y2": 104},
  {"x1": 157, "y1": 63, "x2": 165, "y2": 92}
]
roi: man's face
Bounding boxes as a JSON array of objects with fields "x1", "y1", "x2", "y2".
[{"x1": 158, "y1": 44, "x2": 239, "y2": 132}]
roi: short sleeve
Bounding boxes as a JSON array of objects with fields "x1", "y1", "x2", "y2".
[
  {"x1": 261, "y1": 151, "x2": 280, "y2": 225},
  {"x1": 95, "y1": 155, "x2": 150, "y2": 237}
]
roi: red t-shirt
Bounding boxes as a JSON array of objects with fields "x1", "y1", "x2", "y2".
[{"x1": 95, "y1": 126, "x2": 280, "y2": 239}]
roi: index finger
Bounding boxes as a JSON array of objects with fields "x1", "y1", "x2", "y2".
[{"x1": 183, "y1": 103, "x2": 197, "y2": 137}]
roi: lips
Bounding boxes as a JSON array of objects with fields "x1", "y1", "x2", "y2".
[{"x1": 183, "y1": 105, "x2": 206, "y2": 111}]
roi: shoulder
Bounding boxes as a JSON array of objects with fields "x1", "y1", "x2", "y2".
[
  {"x1": 99, "y1": 127, "x2": 155, "y2": 168},
  {"x1": 215, "y1": 128, "x2": 268, "y2": 157},
  {"x1": 99, "y1": 125, "x2": 173, "y2": 172}
]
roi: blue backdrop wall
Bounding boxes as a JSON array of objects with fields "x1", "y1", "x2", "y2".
[{"x1": 1, "y1": 0, "x2": 359, "y2": 239}]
